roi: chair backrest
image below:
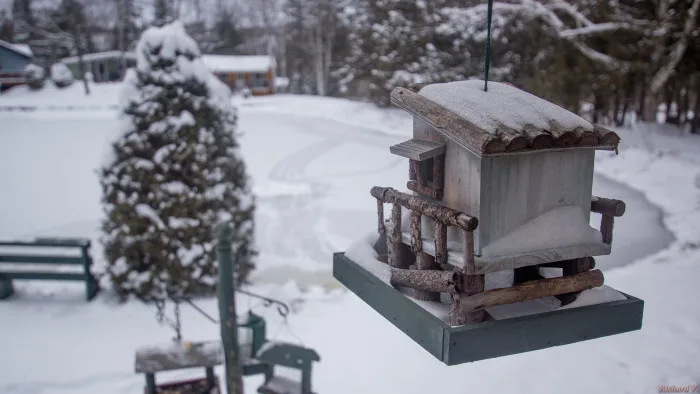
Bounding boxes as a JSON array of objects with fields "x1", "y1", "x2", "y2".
[
  {"x1": 256, "y1": 342, "x2": 320, "y2": 370},
  {"x1": 239, "y1": 312, "x2": 267, "y2": 357},
  {"x1": 256, "y1": 342, "x2": 320, "y2": 394}
]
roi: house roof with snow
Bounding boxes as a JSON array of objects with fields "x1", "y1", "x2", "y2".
[
  {"x1": 0, "y1": 40, "x2": 33, "y2": 58},
  {"x1": 202, "y1": 55, "x2": 276, "y2": 73},
  {"x1": 392, "y1": 80, "x2": 620, "y2": 156},
  {"x1": 61, "y1": 51, "x2": 136, "y2": 64}
]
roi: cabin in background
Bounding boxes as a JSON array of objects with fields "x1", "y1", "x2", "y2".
[
  {"x1": 61, "y1": 51, "x2": 136, "y2": 83},
  {"x1": 59, "y1": 51, "x2": 278, "y2": 95},
  {"x1": 0, "y1": 40, "x2": 33, "y2": 91},
  {"x1": 203, "y1": 55, "x2": 276, "y2": 96}
]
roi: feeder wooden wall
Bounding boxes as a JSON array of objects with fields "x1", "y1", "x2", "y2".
[{"x1": 412, "y1": 118, "x2": 601, "y2": 258}]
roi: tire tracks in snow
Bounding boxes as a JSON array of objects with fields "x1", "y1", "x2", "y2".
[
  {"x1": 252, "y1": 114, "x2": 402, "y2": 286},
  {"x1": 258, "y1": 138, "x2": 340, "y2": 272}
]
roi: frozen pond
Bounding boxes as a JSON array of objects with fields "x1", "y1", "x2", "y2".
[{"x1": 591, "y1": 174, "x2": 674, "y2": 270}]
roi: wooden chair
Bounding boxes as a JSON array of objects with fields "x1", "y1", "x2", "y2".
[{"x1": 256, "y1": 342, "x2": 320, "y2": 394}]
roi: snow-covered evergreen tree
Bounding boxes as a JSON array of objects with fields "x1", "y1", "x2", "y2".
[
  {"x1": 100, "y1": 21, "x2": 256, "y2": 301},
  {"x1": 343, "y1": 0, "x2": 454, "y2": 106},
  {"x1": 24, "y1": 63, "x2": 45, "y2": 90}
]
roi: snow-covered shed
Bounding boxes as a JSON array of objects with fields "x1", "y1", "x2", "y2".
[
  {"x1": 389, "y1": 80, "x2": 621, "y2": 266},
  {"x1": 201, "y1": 55, "x2": 277, "y2": 95},
  {"x1": 61, "y1": 51, "x2": 136, "y2": 83},
  {"x1": 0, "y1": 40, "x2": 33, "y2": 91}
]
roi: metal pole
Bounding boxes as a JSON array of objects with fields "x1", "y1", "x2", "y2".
[{"x1": 216, "y1": 222, "x2": 244, "y2": 394}]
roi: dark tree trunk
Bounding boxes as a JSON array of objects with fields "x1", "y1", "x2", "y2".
[
  {"x1": 593, "y1": 93, "x2": 600, "y2": 124},
  {"x1": 639, "y1": 77, "x2": 656, "y2": 122},
  {"x1": 692, "y1": 87, "x2": 700, "y2": 134},
  {"x1": 664, "y1": 83, "x2": 673, "y2": 123},
  {"x1": 613, "y1": 84, "x2": 622, "y2": 126},
  {"x1": 680, "y1": 87, "x2": 689, "y2": 124}
]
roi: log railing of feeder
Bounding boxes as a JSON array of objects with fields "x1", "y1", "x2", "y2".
[
  {"x1": 462, "y1": 269, "x2": 605, "y2": 312},
  {"x1": 591, "y1": 196, "x2": 625, "y2": 244},
  {"x1": 390, "y1": 268, "x2": 461, "y2": 294},
  {"x1": 372, "y1": 186, "x2": 484, "y2": 324},
  {"x1": 370, "y1": 187, "x2": 478, "y2": 231}
]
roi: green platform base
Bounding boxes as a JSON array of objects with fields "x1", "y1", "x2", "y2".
[{"x1": 333, "y1": 252, "x2": 644, "y2": 366}]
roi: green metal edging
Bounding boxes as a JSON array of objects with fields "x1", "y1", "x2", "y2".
[
  {"x1": 444, "y1": 292, "x2": 644, "y2": 365},
  {"x1": 333, "y1": 252, "x2": 645, "y2": 366},
  {"x1": 333, "y1": 252, "x2": 446, "y2": 361}
]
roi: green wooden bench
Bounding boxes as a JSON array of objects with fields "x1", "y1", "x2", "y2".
[{"x1": 0, "y1": 237, "x2": 99, "y2": 301}]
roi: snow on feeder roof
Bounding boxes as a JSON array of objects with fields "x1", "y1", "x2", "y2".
[{"x1": 391, "y1": 80, "x2": 620, "y2": 156}]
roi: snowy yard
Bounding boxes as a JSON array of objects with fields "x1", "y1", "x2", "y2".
[{"x1": 0, "y1": 84, "x2": 699, "y2": 393}]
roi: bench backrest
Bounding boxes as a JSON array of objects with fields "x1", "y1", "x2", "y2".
[{"x1": 0, "y1": 237, "x2": 93, "y2": 274}]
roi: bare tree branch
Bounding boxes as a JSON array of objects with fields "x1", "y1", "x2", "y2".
[{"x1": 649, "y1": 0, "x2": 700, "y2": 93}]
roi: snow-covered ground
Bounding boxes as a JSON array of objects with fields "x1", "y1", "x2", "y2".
[{"x1": 0, "y1": 84, "x2": 698, "y2": 393}]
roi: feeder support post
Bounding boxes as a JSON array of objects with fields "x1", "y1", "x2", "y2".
[{"x1": 216, "y1": 222, "x2": 244, "y2": 394}]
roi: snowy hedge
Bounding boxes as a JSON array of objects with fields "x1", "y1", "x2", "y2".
[
  {"x1": 24, "y1": 64, "x2": 45, "y2": 90},
  {"x1": 100, "y1": 21, "x2": 256, "y2": 301},
  {"x1": 50, "y1": 63, "x2": 74, "y2": 88}
]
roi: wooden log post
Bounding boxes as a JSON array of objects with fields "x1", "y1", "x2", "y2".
[
  {"x1": 390, "y1": 268, "x2": 461, "y2": 294},
  {"x1": 374, "y1": 198, "x2": 388, "y2": 256},
  {"x1": 450, "y1": 230, "x2": 485, "y2": 325},
  {"x1": 600, "y1": 215, "x2": 615, "y2": 244},
  {"x1": 409, "y1": 160, "x2": 420, "y2": 182},
  {"x1": 377, "y1": 199, "x2": 385, "y2": 237},
  {"x1": 389, "y1": 204, "x2": 410, "y2": 269},
  {"x1": 409, "y1": 211, "x2": 441, "y2": 301},
  {"x1": 410, "y1": 211, "x2": 422, "y2": 253},
  {"x1": 591, "y1": 196, "x2": 625, "y2": 245},
  {"x1": 434, "y1": 223, "x2": 447, "y2": 266},
  {"x1": 462, "y1": 270, "x2": 604, "y2": 311},
  {"x1": 432, "y1": 154, "x2": 445, "y2": 198}
]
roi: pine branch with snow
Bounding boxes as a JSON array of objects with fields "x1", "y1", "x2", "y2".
[{"x1": 100, "y1": 21, "x2": 256, "y2": 301}]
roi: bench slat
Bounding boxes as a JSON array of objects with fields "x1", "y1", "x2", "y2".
[
  {"x1": 135, "y1": 341, "x2": 223, "y2": 373},
  {"x1": 0, "y1": 238, "x2": 90, "y2": 248},
  {"x1": 0, "y1": 255, "x2": 84, "y2": 264},
  {"x1": 0, "y1": 271, "x2": 87, "y2": 281}
]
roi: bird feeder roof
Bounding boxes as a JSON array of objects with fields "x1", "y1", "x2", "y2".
[{"x1": 391, "y1": 80, "x2": 620, "y2": 156}]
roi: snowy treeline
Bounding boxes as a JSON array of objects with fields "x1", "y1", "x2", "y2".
[
  {"x1": 340, "y1": 0, "x2": 700, "y2": 131},
  {"x1": 1, "y1": 0, "x2": 698, "y2": 131}
]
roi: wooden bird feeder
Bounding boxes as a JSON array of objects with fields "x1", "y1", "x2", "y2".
[{"x1": 333, "y1": 80, "x2": 644, "y2": 365}]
